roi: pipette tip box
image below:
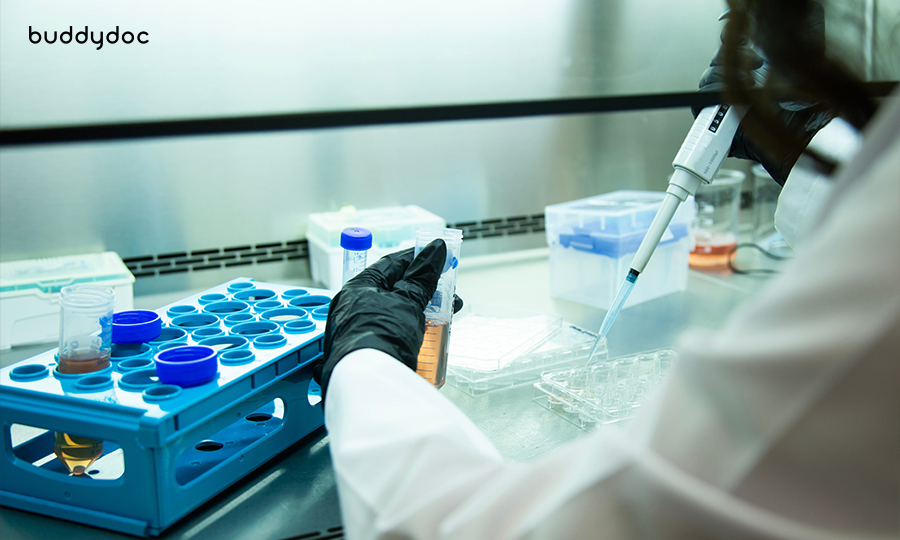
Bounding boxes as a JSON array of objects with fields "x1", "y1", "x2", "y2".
[
  {"x1": 544, "y1": 191, "x2": 695, "y2": 310},
  {"x1": 0, "y1": 252, "x2": 135, "y2": 350},
  {"x1": 307, "y1": 205, "x2": 445, "y2": 290},
  {"x1": 0, "y1": 278, "x2": 331, "y2": 537}
]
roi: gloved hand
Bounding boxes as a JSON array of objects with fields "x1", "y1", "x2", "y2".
[
  {"x1": 694, "y1": 4, "x2": 832, "y2": 185},
  {"x1": 313, "y1": 240, "x2": 463, "y2": 400}
]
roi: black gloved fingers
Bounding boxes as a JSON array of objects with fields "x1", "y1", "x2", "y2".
[
  {"x1": 709, "y1": 45, "x2": 764, "y2": 70},
  {"x1": 453, "y1": 294, "x2": 464, "y2": 314},
  {"x1": 345, "y1": 247, "x2": 415, "y2": 291},
  {"x1": 392, "y1": 239, "x2": 446, "y2": 310}
]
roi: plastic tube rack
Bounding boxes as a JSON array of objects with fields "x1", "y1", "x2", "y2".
[{"x1": 0, "y1": 279, "x2": 332, "y2": 536}]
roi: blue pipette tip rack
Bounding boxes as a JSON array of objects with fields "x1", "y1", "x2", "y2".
[{"x1": 0, "y1": 278, "x2": 331, "y2": 537}]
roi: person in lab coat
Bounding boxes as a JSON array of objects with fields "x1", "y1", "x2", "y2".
[
  {"x1": 316, "y1": 1, "x2": 899, "y2": 538},
  {"x1": 695, "y1": 1, "x2": 865, "y2": 250}
]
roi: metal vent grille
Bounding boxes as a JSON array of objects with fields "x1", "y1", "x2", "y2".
[
  {"x1": 123, "y1": 240, "x2": 309, "y2": 278},
  {"x1": 279, "y1": 526, "x2": 344, "y2": 540},
  {"x1": 122, "y1": 213, "x2": 546, "y2": 279}
]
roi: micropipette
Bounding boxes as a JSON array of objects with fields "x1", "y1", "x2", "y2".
[{"x1": 585, "y1": 103, "x2": 745, "y2": 363}]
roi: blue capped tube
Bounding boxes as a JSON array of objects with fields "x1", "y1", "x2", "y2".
[{"x1": 340, "y1": 227, "x2": 373, "y2": 286}]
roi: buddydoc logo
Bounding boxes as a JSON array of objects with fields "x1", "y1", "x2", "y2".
[{"x1": 29, "y1": 26, "x2": 149, "y2": 50}]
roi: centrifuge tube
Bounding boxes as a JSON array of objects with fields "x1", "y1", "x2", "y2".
[{"x1": 341, "y1": 227, "x2": 373, "y2": 286}]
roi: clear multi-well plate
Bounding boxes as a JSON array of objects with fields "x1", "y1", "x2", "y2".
[
  {"x1": 446, "y1": 305, "x2": 607, "y2": 396},
  {"x1": 533, "y1": 347, "x2": 677, "y2": 429}
]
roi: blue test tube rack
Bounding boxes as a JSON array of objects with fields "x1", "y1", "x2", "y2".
[{"x1": 0, "y1": 279, "x2": 332, "y2": 537}]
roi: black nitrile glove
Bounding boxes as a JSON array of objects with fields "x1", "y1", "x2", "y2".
[
  {"x1": 693, "y1": 4, "x2": 832, "y2": 185},
  {"x1": 313, "y1": 240, "x2": 463, "y2": 400}
]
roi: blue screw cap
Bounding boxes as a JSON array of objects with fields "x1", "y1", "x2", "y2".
[
  {"x1": 340, "y1": 227, "x2": 373, "y2": 251},
  {"x1": 112, "y1": 310, "x2": 162, "y2": 344},
  {"x1": 154, "y1": 346, "x2": 218, "y2": 388}
]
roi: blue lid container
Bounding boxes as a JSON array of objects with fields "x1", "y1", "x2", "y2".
[
  {"x1": 112, "y1": 310, "x2": 162, "y2": 344},
  {"x1": 154, "y1": 346, "x2": 218, "y2": 387},
  {"x1": 340, "y1": 227, "x2": 373, "y2": 251}
]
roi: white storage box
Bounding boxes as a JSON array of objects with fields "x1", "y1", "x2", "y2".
[
  {"x1": 0, "y1": 252, "x2": 135, "y2": 350},
  {"x1": 545, "y1": 191, "x2": 695, "y2": 310},
  {"x1": 307, "y1": 205, "x2": 445, "y2": 290}
]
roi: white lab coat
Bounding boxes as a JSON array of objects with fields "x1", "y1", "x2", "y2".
[
  {"x1": 325, "y1": 94, "x2": 899, "y2": 540},
  {"x1": 775, "y1": 117, "x2": 863, "y2": 248}
]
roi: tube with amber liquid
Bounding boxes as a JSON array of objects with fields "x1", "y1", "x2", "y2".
[
  {"x1": 54, "y1": 284, "x2": 114, "y2": 475},
  {"x1": 413, "y1": 227, "x2": 463, "y2": 388}
]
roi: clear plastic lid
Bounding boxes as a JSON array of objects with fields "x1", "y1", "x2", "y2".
[
  {"x1": 0, "y1": 252, "x2": 134, "y2": 296},
  {"x1": 307, "y1": 205, "x2": 445, "y2": 248}
]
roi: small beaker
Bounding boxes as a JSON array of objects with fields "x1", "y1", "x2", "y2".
[
  {"x1": 413, "y1": 227, "x2": 463, "y2": 388},
  {"x1": 57, "y1": 285, "x2": 115, "y2": 374},
  {"x1": 690, "y1": 169, "x2": 746, "y2": 268}
]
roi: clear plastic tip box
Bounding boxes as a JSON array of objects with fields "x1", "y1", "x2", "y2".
[
  {"x1": 307, "y1": 205, "x2": 445, "y2": 290},
  {"x1": 0, "y1": 279, "x2": 332, "y2": 537},
  {"x1": 0, "y1": 252, "x2": 135, "y2": 350},
  {"x1": 545, "y1": 191, "x2": 695, "y2": 309}
]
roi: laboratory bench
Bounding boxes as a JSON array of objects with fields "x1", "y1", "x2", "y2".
[{"x1": 0, "y1": 247, "x2": 782, "y2": 540}]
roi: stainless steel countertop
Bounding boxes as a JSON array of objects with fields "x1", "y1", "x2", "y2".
[{"x1": 1, "y1": 248, "x2": 779, "y2": 539}]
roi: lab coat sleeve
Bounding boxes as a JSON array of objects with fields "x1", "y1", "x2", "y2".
[
  {"x1": 325, "y1": 99, "x2": 899, "y2": 540},
  {"x1": 775, "y1": 117, "x2": 862, "y2": 248}
]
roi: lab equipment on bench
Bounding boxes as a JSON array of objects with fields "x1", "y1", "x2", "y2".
[
  {"x1": 0, "y1": 278, "x2": 332, "y2": 537},
  {"x1": 0, "y1": 252, "x2": 134, "y2": 350},
  {"x1": 413, "y1": 227, "x2": 463, "y2": 388},
  {"x1": 690, "y1": 169, "x2": 745, "y2": 268},
  {"x1": 446, "y1": 304, "x2": 607, "y2": 396},
  {"x1": 56, "y1": 285, "x2": 115, "y2": 375},
  {"x1": 586, "y1": 104, "x2": 745, "y2": 362},
  {"x1": 545, "y1": 190, "x2": 695, "y2": 310},
  {"x1": 341, "y1": 227, "x2": 372, "y2": 285},
  {"x1": 53, "y1": 285, "x2": 116, "y2": 476},
  {"x1": 534, "y1": 347, "x2": 678, "y2": 429},
  {"x1": 307, "y1": 205, "x2": 445, "y2": 290}
]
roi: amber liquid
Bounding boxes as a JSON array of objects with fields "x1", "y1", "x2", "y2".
[
  {"x1": 55, "y1": 351, "x2": 109, "y2": 474},
  {"x1": 689, "y1": 242, "x2": 738, "y2": 268},
  {"x1": 56, "y1": 351, "x2": 111, "y2": 374},
  {"x1": 416, "y1": 322, "x2": 449, "y2": 388},
  {"x1": 54, "y1": 433, "x2": 103, "y2": 475}
]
